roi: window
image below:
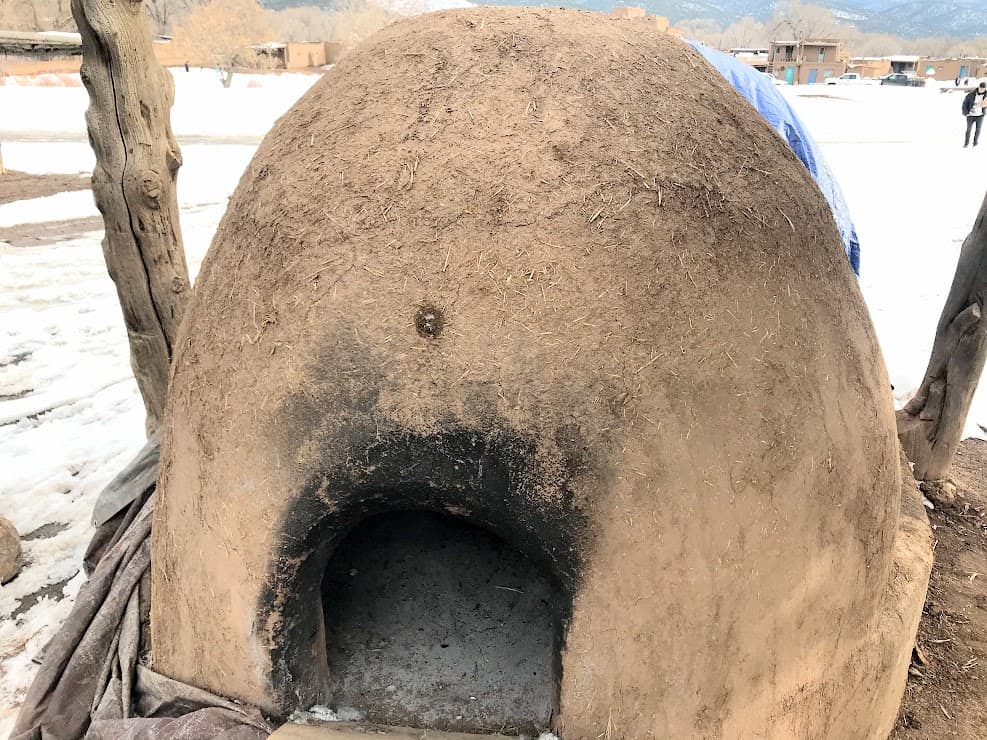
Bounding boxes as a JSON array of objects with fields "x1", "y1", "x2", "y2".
[{"x1": 818, "y1": 48, "x2": 825, "y2": 62}]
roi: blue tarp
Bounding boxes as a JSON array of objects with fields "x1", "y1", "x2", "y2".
[{"x1": 689, "y1": 42, "x2": 861, "y2": 275}]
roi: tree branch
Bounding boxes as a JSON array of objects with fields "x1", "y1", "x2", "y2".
[
  {"x1": 72, "y1": 0, "x2": 191, "y2": 433},
  {"x1": 898, "y1": 191, "x2": 987, "y2": 480}
]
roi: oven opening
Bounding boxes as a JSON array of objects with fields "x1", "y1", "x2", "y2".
[{"x1": 321, "y1": 509, "x2": 564, "y2": 734}]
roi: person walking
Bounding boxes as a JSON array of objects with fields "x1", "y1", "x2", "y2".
[{"x1": 963, "y1": 81, "x2": 987, "y2": 148}]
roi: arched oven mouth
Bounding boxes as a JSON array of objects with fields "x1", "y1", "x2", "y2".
[{"x1": 256, "y1": 427, "x2": 591, "y2": 734}]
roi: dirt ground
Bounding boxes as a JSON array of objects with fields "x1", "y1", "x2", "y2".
[
  {"x1": 0, "y1": 215, "x2": 105, "y2": 247},
  {"x1": 0, "y1": 170, "x2": 99, "y2": 247},
  {"x1": 0, "y1": 170, "x2": 89, "y2": 205},
  {"x1": 893, "y1": 438, "x2": 987, "y2": 739}
]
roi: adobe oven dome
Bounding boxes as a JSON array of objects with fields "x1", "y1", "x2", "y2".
[{"x1": 151, "y1": 8, "x2": 930, "y2": 739}]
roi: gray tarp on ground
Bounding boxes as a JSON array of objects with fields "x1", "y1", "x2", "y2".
[
  {"x1": 91, "y1": 433, "x2": 161, "y2": 530},
  {"x1": 11, "y1": 440, "x2": 274, "y2": 740}
]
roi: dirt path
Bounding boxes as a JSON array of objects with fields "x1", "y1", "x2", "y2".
[
  {"x1": 894, "y1": 438, "x2": 987, "y2": 739},
  {"x1": 0, "y1": 170, "x2": 90, "y2": 206}
]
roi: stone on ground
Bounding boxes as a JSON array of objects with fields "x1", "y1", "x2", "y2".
[{"x1": 0, "y1": 515, "x2": 22, "y2": 584}]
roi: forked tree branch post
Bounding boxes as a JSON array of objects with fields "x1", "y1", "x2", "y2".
[
  {"x1": 898, "y1": 191, "x2": 987, "y2": 481},
  {"x1": 72, "y1": 0, "x2": 191, "y2": 433}
]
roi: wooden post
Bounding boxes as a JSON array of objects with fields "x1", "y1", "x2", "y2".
[
  {"x1": 898, "y1": 191, "x2": 987, "y2": 480},
  {"x1": 71, "y1": 0, "x2": 191, "y2": 433}
]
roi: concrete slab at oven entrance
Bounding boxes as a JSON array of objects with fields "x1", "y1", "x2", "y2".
[{"x1": 270, "y1": 722, "x2": 516, "y2": 739}]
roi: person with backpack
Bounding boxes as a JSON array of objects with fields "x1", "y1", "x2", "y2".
[{"x1": 963, "y1": 81, "x2": 987, "y2": 148}]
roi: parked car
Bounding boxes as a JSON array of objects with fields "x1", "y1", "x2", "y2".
[
  {"x1": 880, "y1": 73, "x2": 925, "y2": 87},
  {"x1": 826, "y1": 72, "x2": 863, "y2": 85}
]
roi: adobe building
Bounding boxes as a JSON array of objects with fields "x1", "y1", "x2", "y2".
[
  {"x1": 729, "y1": 47, "x2": 770, "y2": 72},
  {"x1": 0, "y1": 30, "x2": 82, "y2": 76},
  {"x1": 611, "y1": 5, "x2": 671, "y2": 33},
  {"x1": 916, "y1": 56, "x2": 987, "y2": 81},
  {"x1": 767, "y1": 38, "x2": 847, "y2": 84},
  {"x1": 254, "y1": 41, "x2": 344, "y2": 70},
  {"x1": 151, "y1": 7, "x2": 931, "y2": 739},
  {"x1": 849, "y1": 57, "x2": 893, "y2": 79},
  {"x1": 611, "y1": 5, "x2": 646, "y2": 18},
  {"x1": 845, "y1": 54, "x2": 987, "y2": 83},
  {"x1": 887, "y1": 54, "x2": 920, "y2": 74},
  {"x1": 0, "y1": 29, "x2": 341, "y2": 77},
  {"x1": 0, "y1": 30, "x2": 189, "y2": 76}
]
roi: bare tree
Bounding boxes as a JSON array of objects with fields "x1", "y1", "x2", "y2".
[
  {"x1": 323, "y1": 0, "x2": 401, "y2": 49},
  {"x1": 270, "y1": 6, "x2": 336, "y2": 42},
  {"x1": 912, "y1": 36, "x2": 953, "y2": 57},
  {"x1": 898, "y1": 193, "x2": 987, "y2": 481},
  {"x1": 947, "y1": 36, "x2": 987, "y2": 58},
  {"x1": 770, "y1": 1, "x2": 843, "y2": 42},
  {"x1": 1, "y1": 0, "x2": 204, "y2": 45},
  {"x1": 172, "y1": 0, "x2": 275, "y2": 87},
  {"x1": 0, "y1": 0, "x2": 75, "y2": 31},
  {"x1": 145, "y1": 0, "x2": 197, "y2": 37},
  {"x1": 71, "y1": 0, "x2": 191, "y2": 434},
  {"x1": 46, "y1": 0, "x2": 74, "y2": 29},
  {"x1": 721, "y1": 16, "x2": 769, "y2": 49},
  {"x1": 676, "y1": 5, "x2": 985, "y2": 58},
  {"x1": 266, "y1": 2, "x2": 403, "y2": 56},
  {"x1": 0, "y1": 0, "x2": 35, "y2": 30},
  {"x1": 848, "y1": 32, "x2": 907, "y2": 57},
  {"x1": 676, "y1": 18, "x2": 723, "y2": 46}
]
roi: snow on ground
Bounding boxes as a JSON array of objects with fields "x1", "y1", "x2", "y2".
[
  {"x1": 0, "y1": 189, "x2": 96, "y2": 227},
  {"x1": 783, "y1": 84, "x2": 987, "y2": 422},
  {"x1": 0, "y1": 70, "x2": 277, "y2": 732},
  {"x1": 0, "y1": 69, "x2": 986, "y2": 732},
  {"x1": 1, "y1": 67, "x2": 317, "y2": 140},
  {"x1": 0, "y1": 197, "x2": 227, "y2": 731}
]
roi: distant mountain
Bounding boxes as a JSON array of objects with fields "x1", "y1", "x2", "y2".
[
  {"x1": 852, "y1": 1, "x2": 987, "y2": 38},
  {"x1": 258, "y1": 0, "x2": 987, "y2": 40}
]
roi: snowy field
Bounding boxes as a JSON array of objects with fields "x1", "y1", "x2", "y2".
[
  {"x1": 0, "y1": 69, "x2": 319, "y2": 734},
  {"x1": 0, "y1": 66, "x2": 986, "y2": 732}
]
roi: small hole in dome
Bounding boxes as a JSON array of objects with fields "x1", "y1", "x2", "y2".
[{"x1": 415, "y1": 304, "x2": 444, "y2": 338}]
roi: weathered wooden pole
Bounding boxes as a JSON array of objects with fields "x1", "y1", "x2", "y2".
[
  {"x1": 71, "y1": 0, "x2": 191, "y2": 433},
  {"x1": 898, "y1": 191, "x2": 987, "y2": 480}
]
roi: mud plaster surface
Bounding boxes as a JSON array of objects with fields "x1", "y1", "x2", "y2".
[{"x1": 152, "y1": 8, "x2": 930, "y2": 738}]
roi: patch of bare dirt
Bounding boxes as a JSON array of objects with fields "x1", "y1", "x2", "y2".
[
  {"x1": 0, "y1": 216, "x2": 105, "y2": 247},
  {"x1": 9, "y1": 574, "x2": 77, "y2": 621},
  {"x1": 893, "y1": 438, "x2": 987, "y2": 739},
  {"x1": 0, "y1": 170, "x2": 90, "y2": 205}
]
